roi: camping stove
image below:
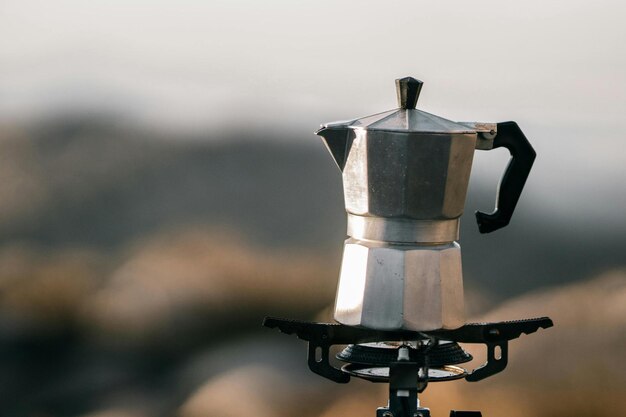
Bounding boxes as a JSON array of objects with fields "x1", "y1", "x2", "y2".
[
  {"x1": 263, "y1": 316, "x2": 552, "y2": 417},
  {"x1": 264, "y1": 76, "x2": 553, "y2": 417}
]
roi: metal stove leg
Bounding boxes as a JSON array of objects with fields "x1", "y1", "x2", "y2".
[{"x1": 376, "y1": 347, "x2": 431, "y2": 417}]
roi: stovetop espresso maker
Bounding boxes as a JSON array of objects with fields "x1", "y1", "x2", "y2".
[
  {"x1": 264, "y1": 76, "x2": 552, "y2": 417},
  {"x1": 314, "y1": 76, "x2": 536, "y2": 331}
]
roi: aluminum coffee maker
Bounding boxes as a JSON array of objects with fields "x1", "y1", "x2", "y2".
[{"x1": 316, "y1": 77, "x2": 535, "y2": 332}]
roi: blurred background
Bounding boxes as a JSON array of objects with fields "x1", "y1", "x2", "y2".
[{"x1": 1, "y1": 1, "x2": 625, "y2": 416}]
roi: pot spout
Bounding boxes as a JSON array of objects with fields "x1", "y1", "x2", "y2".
[{"x1": 315, "y1": 122, "x2": 352, "y2": 171}]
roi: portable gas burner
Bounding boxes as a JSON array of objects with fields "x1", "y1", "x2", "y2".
[
  {"x1": 264, "y1": 77, "x2": 553, "y2": 417},
  {"x1": 264, "y1": 317, "x2": 552, "y2": 417}
]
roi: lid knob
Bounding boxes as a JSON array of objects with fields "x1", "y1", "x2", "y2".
[{"x1": 395, "y1": 77, "x2": 423, "y2": 109}]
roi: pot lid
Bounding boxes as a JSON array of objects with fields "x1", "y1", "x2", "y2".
[{"x1": 337, "y1": 77, "x2": 475, "y2": 134}]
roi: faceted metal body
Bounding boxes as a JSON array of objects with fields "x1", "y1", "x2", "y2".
[
  {"x1": 319, "y1": 128, "x2": 478, "y2": 330},
  {"x1": 343, "y1": 129, "x2": 477, "y2": 220},
  {"x1": 316, "y1": 78, "x2": 489, "y2": 332},
  {"x1": 335, "y1": 239, "x2": 464, "y2": 331}
]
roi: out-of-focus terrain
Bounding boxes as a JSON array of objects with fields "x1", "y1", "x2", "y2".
[{"x1": 0, "y1": 119, "x2": 624, "y2": 417}]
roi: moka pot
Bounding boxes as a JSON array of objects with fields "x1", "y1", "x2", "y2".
[{"x1": 316, "y1": 77, "x2": 535, "y2": 331}]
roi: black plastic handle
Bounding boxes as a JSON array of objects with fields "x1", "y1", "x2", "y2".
[{"x1": 475, "y1": 121, "x2": 536, "y2": 234}]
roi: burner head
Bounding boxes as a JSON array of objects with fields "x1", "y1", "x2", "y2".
[
  {"x1": 336, "y1": 341, "x2": 472, "y2": 383},
  {"x1": 337, "y1": 340, "x2": 472, "y2": 367},
  {"x1": 341, "y1": 363, "x2": 467, "y2": 382}
]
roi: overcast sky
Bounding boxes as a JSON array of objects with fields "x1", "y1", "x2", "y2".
[{"x1": 1, "y1": 0, "x2": 625, "y2": 220}]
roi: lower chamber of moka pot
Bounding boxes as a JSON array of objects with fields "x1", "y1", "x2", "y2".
[{"x1": 336, "y1": 340, "x2": 472, "y2": 383}]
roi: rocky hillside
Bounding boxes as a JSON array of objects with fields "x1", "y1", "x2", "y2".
[{"x1": 3, "y1": 230, "x2": 622, "y2": 417}]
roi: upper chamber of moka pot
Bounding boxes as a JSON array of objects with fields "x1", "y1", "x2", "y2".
[
  {"x1": 316, "y1": 77, "x2": 483, "y2": 332},
  {"x1": 316, "y1": 77, "x2": 481, "y2": 230}
]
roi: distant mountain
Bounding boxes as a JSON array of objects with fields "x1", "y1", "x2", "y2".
[
  {"x1": 0, "y1": 118, "x2": 623, "y2": 298},
  {"x1": 0, "y1": 119, "x2": 345, "y2": 249}
]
